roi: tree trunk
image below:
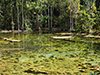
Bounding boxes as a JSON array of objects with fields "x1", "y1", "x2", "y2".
[
  {"x1": 48, "y1": 5, "x2": 50, "y2": 31},
  {"x1": 44, "y1": 8, "x2": 47, "y2": 28},
  {"x1": 28, "y1": 0, "x2": 30, "y2": 22},
  {"x1": 75, "y1": 0, "x2": 78, "y2": 27},
  {"x1": 50, "y1": 6, "x2": 53, "y2": 32},
  {"x1": 64, "y1": 0, "x2": 66, "y2": 15},
  {"x1": 64, "y1": 0, "x2": 67, "y2": 30},
  {"x1": 70, "y1": 0, "x2": 73, "y2": 32},
  {"x1": 36, "y1": 0, "x2": 38, "y2": 31},
  {"x1": 16, "y1": 0, "x2": 20, "y2": 33},
  {"x1": 39, "y1": 0, "x2": 42, "y2": 33},
  {"x1": 11, "y1": 0, "x2": 14, "y2": 32},
  {"x1": 22, "y1": 0, "x2": 24, "y2": 32},
  {"x1": 70, "y1": 0, "x2": 72, "y2": 32}
]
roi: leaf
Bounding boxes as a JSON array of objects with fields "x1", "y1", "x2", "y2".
[
  {"x1": 26, "y1": 4, "x2": 30, "y2": 8},
  {"x1": 34, "y1": 12, "x2": 36, "y2": 14}
]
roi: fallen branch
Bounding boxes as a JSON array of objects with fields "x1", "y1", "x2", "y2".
[
  {"x1": 55, "y1": 33, "x2": 74, "y2": 36},
  {"x1": 85, "y1": 34, "x2": 100, "y2": 39},
  {"x1": 51, "y1": 36, "x2": 73, "y2": 40},
  {"x1": 51, "y1": 36, "x2": 100, "y2": 44},
  {"x1": 3, "y1": 38, "x2": 21, "y2": 42}
]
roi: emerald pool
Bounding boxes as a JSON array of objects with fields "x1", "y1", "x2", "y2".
[{"x1": 0, "y1": 33, "x2": 100, "y2": 75}]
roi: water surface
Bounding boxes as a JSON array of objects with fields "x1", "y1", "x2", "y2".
[{"x1": 0, "y1": 33, "x2": 100, "y2": 75}]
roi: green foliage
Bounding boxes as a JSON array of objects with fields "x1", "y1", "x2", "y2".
[
  {"x1": 74, "y1": 1, "x2": 97, "y2": 33},
  {"x1": 0, "y1": 0, "x2": 99, "y2": 33},
  {"x1": 74, "y1": 10, "x2": 90, "y2": 33},
  {"x1": 94, "y1": 11, "x2": 100, "y2": 30},
  {"x1": 25, "y1": 19, "x2": 32, "y2": 32}
]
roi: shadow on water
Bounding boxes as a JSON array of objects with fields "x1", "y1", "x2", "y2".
[{"x1": 24, "y1": 71, "x2": 47, "y2": 75}]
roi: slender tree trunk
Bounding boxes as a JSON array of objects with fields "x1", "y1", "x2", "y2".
[
  {"x1": 22, "y1": 0, "x2": 24, "y2": 32},
  {"x1": 48, "y1": 5, "x2": 50, "y2": 31},
  {"x1": 39, "y1": 0, "x2": 42, "y2": 33},
  {"x1": 70, "y1": 0, "x2": 72, "y2": 32},
  {"x1": 60, "y1": 1, "x2": 62, "y2": 29},
  {"x1": 16, "y1": 0, "x2": 20, "y2": 33},
  {"x1": 16, "y1": 0, "x2": 20, "y2": 48},
  {"x1": 72, "y1": 14, "x2": 73, "y2": 31},
  {"x1": 28, "y1": 0, "x2": 30, "y2": 22},
  {"x1": 36, "y1": 0, "x2": 39, "y2": 32},
  {"x1": 11, "y1": 0, "x2": 14, "y2": 32},
  {"x1": 64, "y1": 0, "x2": 66, "y2": 15},
  {"x1": 77, "y1": 0, "x2": 80, "y2": 29},
  {"x1": 64, "y1": 0, "x2": 67, "y2": 30},
  {"x1": 50, "y1": 6, "x2": 53, "y2": 32},
  {"x1": 44, "y1": 8, "x2": 47, "y2": 28},
  {"x1": 70, "y1": 0, "x2": 73, "y2": 32},
  {"x1": 11, "y1": 0, "x2": 14, "y2": 48},
  {"x1": 27, "y1": 0, "x2": 31, "y2": 31},
  {"x1": 75, "y1": 0, "x2": 78, "y2": 27}
]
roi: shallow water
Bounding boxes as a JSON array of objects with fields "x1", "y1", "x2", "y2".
[{"x1": 0, "y1": 33, "x2": 100, "y2": 75}]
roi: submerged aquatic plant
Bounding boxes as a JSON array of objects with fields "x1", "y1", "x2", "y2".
[{"x1": 90, "y1": 67, "x2": 100, "y2": 75}]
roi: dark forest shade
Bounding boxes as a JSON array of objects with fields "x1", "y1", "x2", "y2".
[
  {"x1": 80, "y1": 0, "x2": 85, "y2": 5},
  {"x1": 95, "y1": 0, "x2": 100, "y2": 10}
]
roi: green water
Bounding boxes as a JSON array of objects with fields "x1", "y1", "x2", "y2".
[{"x1": 0, "y1": 33, "x2": 100, "y2": 75}]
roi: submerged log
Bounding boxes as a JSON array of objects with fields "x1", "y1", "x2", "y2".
[
  {"x1": 55, "y1": 32, "x2": 87, "y2": 36},
  {"x1": 51, "y1": 36, "x2": 100, "y2": 44},
  {"x1": 51, "y1": 36, "x2": 73, "y2": 40},
  {"x1": 3, "y1": 38, "x2": 21, "y2": 42},
  {"x1": 76, "y1": 33, "x2": 87, "y2": 36},
  {"x1": 85, "y1": 34, "x2": 100, "y2": 39},
  {"x1": 55, "y1": 33, "x2": 74, "y2": 36}
]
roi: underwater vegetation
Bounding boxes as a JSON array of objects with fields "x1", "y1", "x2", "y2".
[{"x1": 0, "y1": 33, "x2": 100, "y2": 75}]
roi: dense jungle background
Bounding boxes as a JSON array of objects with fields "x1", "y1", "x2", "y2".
[{"x1": 0, "y1": 0, "x2": 100, "y2": 34}]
